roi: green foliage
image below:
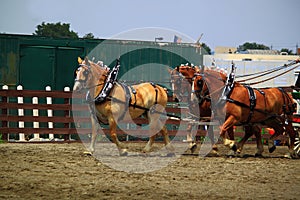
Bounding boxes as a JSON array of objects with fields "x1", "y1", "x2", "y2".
[
  {"x1": 33, "y1": 22, "x2": 79, "y2": 39},
  {"x1": 83, "y1": 33, "x2": 95, "y2": 39},
  {"x1": 202, "y1": 43, "x2": 211, "y2": 55},
  {"x1": 280, "y1": 48, "x2": 294, "y2": 55},
  {"x1": 238, "y1": 42, "x2": 270, "y2": 51}
]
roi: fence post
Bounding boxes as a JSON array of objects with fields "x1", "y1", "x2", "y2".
[
  {"x1": 1, "y1": 85, "x2": 8, "y2": 141},
  {"x1": 64, "y1": 87, "x2": 71, "y2": 141},
  {"x1": 30, "y1": 97, "x2": 40, "y2": 141},
  {"x1": 17, "y1": 85, "x2": 26, "y2": 141},
  {"x1": 46, "y1": 86, "x2": 54, "y2": 141}
]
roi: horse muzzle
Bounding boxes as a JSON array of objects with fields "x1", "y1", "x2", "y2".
[{"x1": 73, "y1": 81, "x2": 84, "y2": 92}]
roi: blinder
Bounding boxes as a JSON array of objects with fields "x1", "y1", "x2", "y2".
[{"x1": 74, "y1": 64, "x2": 91, "y2": 83}]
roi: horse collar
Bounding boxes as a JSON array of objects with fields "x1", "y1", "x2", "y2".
[{"x1": 93, "y1": 62, "x2": 120, "y2": 104}]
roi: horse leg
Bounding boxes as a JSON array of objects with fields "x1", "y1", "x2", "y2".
[
  {"x1": 207, "y1": 125, "x2": 219, "y2": 154},
  {"x1": 253, "y1": 126, "x2": 264, "y2": 156},
  {"x1": 233, "y1": 123, "x2": 263, "y2": 157},
  {"x1": 160, "y1": 124, "x2": 175, "y2": 156},
  {"x1": 266, "y1": 120, "x2": 283, "y2": 153},
  {"x1": 285, "y1": 122, "x2": 298, "y2": 158},
  {"x1": 86, "y1": 115, "x2": 98, "y2": 154},
  {"x1": 225, "y1": 126, "x2": 236, "y2": 156},
  {"x1": 185, "y1": 124, "x2": 197, "y2": 153},
  {"x1": 143, "y1": 113, "x2": 175, "y2": 155},
  {"x1": 235, "y1": 125, "x2": 263, "y2": 156},
  {"x1": 108, "y1": 116, "x2": 128, "y2": 156},
  {"x1": 221, "y1": 115, "x2": 238, "y2": 151}
]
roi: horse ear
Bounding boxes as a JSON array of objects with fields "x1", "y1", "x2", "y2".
[
  {"x1": 200, "y1": 65, "x2": 204, "y2": 73},
  {"x1": 84, "y1": 57, "x2": 90, "y2": 66},
  {"x1": 78, "y1": 57, "x2": 83, "y2": 64},
  {"x1": 194, "y1": 66, "x2": 200, "y2": 73},
  {"x1": 167, "y1": 68, "x2": 173, "y2": 74}
]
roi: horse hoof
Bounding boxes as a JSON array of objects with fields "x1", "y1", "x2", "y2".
[
  {"x1": 284, "y1": 153, "x2": 292, "y2": 159},
  {"x1": 166, "y1": 152, "x2": 176, "y2": 157},
  {"x1": 212, "y1": 146, "x2": 218, "y2": 152},
  {"x1": 231, "y1": 144, "x2": 237, "y2": 152},
  {"x1": 226, "y1": 150, "x2": 236, "y2": 157},
  {"x1": 83, "y1": 151, "x2": 93, "y2": 156},
  {"x1": 254, "y1": 153, "x2": 263, "y2": 158},
  {"x1": 120, "y1": 149, "x2": 128, "y2": 156},
  {"x1": 190, "y1": 144, "x2": 197, "y2": 153},
  {"x1": 210, "y1": 149, "x2": 219, "y2": 156},
  {"x1": 269, "y1": 145, "x2": 276, "y2": 153}
]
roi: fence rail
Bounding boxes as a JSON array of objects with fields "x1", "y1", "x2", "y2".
[{"x1": 0, "y1": 85, "x2": 286, "y2": 144}]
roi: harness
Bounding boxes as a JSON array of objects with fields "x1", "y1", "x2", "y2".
[
  {"x1": 94, "y1": 61, "x2": 120, "y2": 104},
  {"x1": 118, "y1": 82, "x2": 137, "y2": 121},
  {"x1": 244, "y1": 85, "x2": 257, "y2": 123},
  {"x1": 85, "y1": 61, "x2": 162, "y2": 122}
]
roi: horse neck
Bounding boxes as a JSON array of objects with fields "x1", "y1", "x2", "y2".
[
  {"x1": 203, "y1": 70, "x2": 226, "y2": 100},
  {"x1": 89, "y1": 64, "x2": 108, "y2": 98}
]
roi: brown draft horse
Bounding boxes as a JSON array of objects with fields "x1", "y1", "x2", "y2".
[
  {"x1": 170, "y1": 65, "x2": 255, "y2": 155},
  {"x1": 73, "y1": 57, "x2": 175, "y2": 156},
  {"x1": 169, "y1": 65, "x2": 219, "y2": 153},
  {"x1": 192, "y1": 68, "x2": 298, "y2": 158}
]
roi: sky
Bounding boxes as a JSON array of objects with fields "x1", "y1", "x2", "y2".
[{"x1": 1, "y1": 0, "x2": 299, "y2": 52}]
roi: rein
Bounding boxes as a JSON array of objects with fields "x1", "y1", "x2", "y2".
[
  {"x1": 241, "y1": 63, "x2": 300, "y2": 86},
  {"x1": 193, "y1": 72, "x2": 225, "y2": 102},
  {"x1": 237, "y1": 58, "x2": 300, "y2": 84}
]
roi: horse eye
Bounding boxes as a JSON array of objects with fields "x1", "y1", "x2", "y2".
[
  {"x1": 197, "y1": 80, "x2": 202, "y2": 86},
  {"x1": 83, "y1": 70, "x2": 89, "y2": 76}
]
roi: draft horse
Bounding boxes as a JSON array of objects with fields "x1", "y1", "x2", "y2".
[
  {"x1": 169, "y1": 64, "x2": 228, "y2": 154},
  {"x1": 73, "y1": 57, "x2": 175, "y2": 156},
  {"x1": 192, "y1": 68, "x2": 297, "y2": 158},
  {"x1": 170, "y1": 64, "x2": 258, "y2": 155}
]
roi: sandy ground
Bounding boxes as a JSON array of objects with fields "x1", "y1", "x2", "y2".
[{"x1": 0, "y1": 142, "x2": 299, "y2": 200}]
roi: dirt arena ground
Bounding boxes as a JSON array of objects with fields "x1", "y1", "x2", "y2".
[{"x1": 0, "y1": 142, "x2": 299, "y2": 200}]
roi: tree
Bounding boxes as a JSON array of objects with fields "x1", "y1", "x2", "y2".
[
  {"x1": 83, "y1": 33, "x2": 95, "y2": 39},
  {"x1": 237, "y1": 42, "x2": 270, "y2": 51},
  {"x1": 33, "y1": 22, "x2": 78, "y2": 39},
  {"x1": 202, "y1": 43, "x2": 211, "y2": 55},
  {"x1": 280, "y1": 48, "x2": 293, "y2": 55}
]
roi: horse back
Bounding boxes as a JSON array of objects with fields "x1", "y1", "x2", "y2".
[{"x1": 132, "y1": 83, "x2": 168, "y2": 107}]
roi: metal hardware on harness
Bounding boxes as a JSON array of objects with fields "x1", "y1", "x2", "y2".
[
  {"x1": 150, "y1": 82, "x2": 158, "y2": 104},
  {"x1": 218, "y1": 62, "x2": 235, "y2": 104},
  {"x1": 129, "y1": 85, "x2": 137, "y2": 108},
  {"x1": 94, "y1": 60, "x2": 120, "y2": 104}
]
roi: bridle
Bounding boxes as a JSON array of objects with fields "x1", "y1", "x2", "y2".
[
  {"x1": 192, "y1": 72, "x2": 225, "y2": 104},
  {"x1": 74, "y1": 63, "x2": 107, "y2": 90},
  {"x1": 170, "y1": 71, "x2": 189, "y2": 101}
]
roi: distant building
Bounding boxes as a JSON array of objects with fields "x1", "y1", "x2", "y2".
[
  {"x1": 243, "y1": 49, "x2": 280, "y2": 55},
  {"x1": 215, "y1": 46, "x2": 237, "y2": 54},
  {"x1": 204, "y1": 47, "x2": 300, "y2": 88}
]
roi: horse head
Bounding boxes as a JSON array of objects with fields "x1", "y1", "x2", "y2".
[
  {"x1": 73, "y1": 57, "x2": 109, "y2": 92},
  {"x1": 191, "y1": 72, "x2": 206, "y2": 103},
  {"x1": 191, "y1": 69, "x2": 227, "y2": 104},
  {"x1": 178, "y1": 65, "x2": 198, "y2": 84},
  {"x1": 169, "y1": 64, "x2": 192, "y2": 102}
]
